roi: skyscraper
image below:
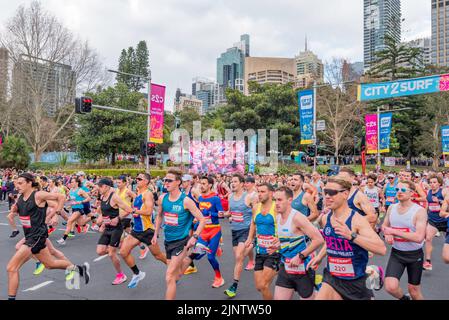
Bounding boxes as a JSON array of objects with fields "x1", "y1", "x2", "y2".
[
  {"x1": 432, "y1": 0, "x2": 449, "y2": 66},
  {"x1": 192, "y1": 77, "x2": 215, "y2": 114},
  {"x1": 363, "y1": 0, "x2": 402, "y2": 70},
  {"x1": 404, "y1": 38, "x2": 431, "y2": 68},
  {"x1": 295, "y1": 40, "x2": 324, "y2": 88}
]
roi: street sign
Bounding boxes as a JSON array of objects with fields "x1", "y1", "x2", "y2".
[
  {"x1": 384, "y1": 157, "x2": 396, "y2": 167},
  {"x1": 317, "y1": 120, "x2": 326, "y2": 131}
]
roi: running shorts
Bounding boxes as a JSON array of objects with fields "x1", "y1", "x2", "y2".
[
  {"x1": 121, "y1": 218, "x2": 132, "y2": 230},
  {"x1": 322, "y1": 268, "x2": 374, "y2": 300},
  {"x1": 231, "y1": 228, "x2": 250, "y2": 247},
  {"x1": 428, "y1": 220, "x2": 448, "y2": 233},
  {"x1": 386, "y1": 248, "x2": 424, "y2": 286},
  {"x1": 98, "y1": 227, "x2": 124, "y2": 248},
  {"x1": 72, "y1": 208, "x2": 86, "y2": 216},
  {"x1": 130, "y1": 229, "x2": 155, "y2": 247},
  {"x1": 164, "y1": 236, "x2": 189, "y2": 260},
  {"x1": 275, "y1": 264, "x2": 315, "y2": 299},
  {"x1": 25, "y1": 236, "x2": 47, "y2": 255},
  {"x1": 255, "y1": 253, "x2": 280, "y2": 272}
]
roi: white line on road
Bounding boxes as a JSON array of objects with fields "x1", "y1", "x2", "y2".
[
  {"x1": 0, "y1": 211, "x2": 10, "y2": 214},
  {"x1": 0, "y1": 223, "x2": 9, "y2": 226},
  {"x1": 93, "y1": 255, "x2": 108, "y2": 262},
  {"x1": 23, "y1": 281, "x2": 54, "y2": 292}
]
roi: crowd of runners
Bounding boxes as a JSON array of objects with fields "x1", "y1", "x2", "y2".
[{"x1": 1, "y1": 167, "x2": 449, "y2": 300}]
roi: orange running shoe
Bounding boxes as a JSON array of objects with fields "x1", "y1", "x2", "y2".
[{"x1": 212, "y1": 277, "x2": 225, "y2": 288}]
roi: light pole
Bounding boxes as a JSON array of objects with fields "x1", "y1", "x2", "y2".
[{"x1": 107, "y1": 69, "x2": 152, "y2": 174}]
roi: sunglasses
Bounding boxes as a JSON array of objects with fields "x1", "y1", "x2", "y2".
[
  {"x1": 395, "y1": 187, "x2": 410, "y2": 193},
  {"x1": 136, "y1": 177, "x2": 144, "y2": 181},
  {"x1": 324, "y1": 189, "x2": 348, "y2": 196},
  {"x1": 163, "y1": 178, "x2": 174, "y2": 183}
]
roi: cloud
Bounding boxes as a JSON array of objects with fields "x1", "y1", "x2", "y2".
[{"x1": 0, "y1": 0, "x2": 430, "y2": 111}]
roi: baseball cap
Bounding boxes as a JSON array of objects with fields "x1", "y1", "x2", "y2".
[
  {"x1": 387, "y1": 174, "x2": 395, "y2": 178},
  {"x1": 98, "y1": 178, "x2": 114, "y2": 187},
  {"x1": 414, "y1": 173, "x2": 421, "y2": 178},
  {"x1": 182, "y1": 174, "x2": 193, "y2": 182},
  {"x1": 245, "y1": 176, "x2": 255, "y2": 183},
  {"x1": 76, "y1": 171, "x2": 86, "y2": 176}
]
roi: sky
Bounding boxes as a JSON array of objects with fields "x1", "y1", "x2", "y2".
[{"x1": 0, "y1": 0, "x2": 431, "y2": 111}]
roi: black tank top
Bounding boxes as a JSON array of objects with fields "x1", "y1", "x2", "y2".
[
  {"x1": 16, "y1": 191, "x2": 48, "y2": 239},
  {"x1": 101, "y1": 192, "x2": 120, "y2": 229}
]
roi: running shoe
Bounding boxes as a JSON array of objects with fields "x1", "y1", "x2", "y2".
[
  {"x1": 76, "y1": 224, "x2": 82, "y2": 233},
  {"x1": 56, "y1": 238, "x2": 66, "y2": 245},
  {"x1": 127, "y1": 272, "x2": 146, "y2": 289},
  {"x1": 33, "y1": 262, "x2": 45, "y2": 276},
  {"x1": 224, "y1": 285, "x2": 237, "y2": 298},
  {"x1": 112, "y1": 273, "x2": 127, "y2": 285},
  {"x1": 65, "y1": 267, "x2": 76, "y2": 281},
  {"x1": 184, "y1": 266, "x2": 198, "y2": 275},
  {"x1": 192, "y1": 243, "x2": 211, "y2": 255},
  {"x1": 212, "y1": 277, "x2": 225, "y2": 288},
  {"x1": 67, "y1": 231, "x2": 75, "y2": 238},
  {"x1": 245, "y1": 261, "x2": 255, "y2": 271},
  {"x1": 9, "y1": 230, "x2": 20, "y2": 238},
  {"x1": 423, "y1": 261, "x2": 432, "y2": 271},
  {"x1": 139, "y1": 246, "x2": 149, "y2": 260},
  {"x1": 82, "y1": 262, "x2": 91, "y2": 284},
  {"x1": 48, "y1": 227, "x2": 56, "y2": 235},
  {"x1": 216, "y1": 247, "x2": 223, "y2": 257}
]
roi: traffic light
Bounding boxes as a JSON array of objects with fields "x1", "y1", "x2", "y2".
[
  {"x1": 147, "y1": 142, "x2": 156, "y2": 156},
  {"x1": 307, "y1": 145, "x2": 316, "y2": 157},
  {"x1": 75, "y1": 96, "x2": 93, "y2": 114},
  {"x1": 140, "y1": 140, "x2": 147, "y2": 156}
]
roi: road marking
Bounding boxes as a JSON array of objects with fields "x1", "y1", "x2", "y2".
[
  {"x1": 0, "y1": 211, "x2": 10, "y2": 214},
  {"x1": 93, "y1": 255, "x2": 108, "y2": 262},
  {"x1": 23, "y1": 281, "x2": 54, "y2": 292},
  {"x1": 0, "y1": 223, "x2": 9, "y2": 226}
]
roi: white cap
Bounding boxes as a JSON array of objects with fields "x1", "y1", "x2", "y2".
[
  {"x1": 182, "y1": 174, "x2": 193, "y2": 182},
  {"x1": 76, "y1": 171, "x2": 86, "y2": 176}
]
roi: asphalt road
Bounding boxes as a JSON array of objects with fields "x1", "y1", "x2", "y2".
[{"x1": 0, "y1": 201, "x2": 448, "y2": 300}]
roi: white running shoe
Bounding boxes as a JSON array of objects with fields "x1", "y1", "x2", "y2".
[{"x1": 127, "y1": 272, "x2": 146, "y2": 289}]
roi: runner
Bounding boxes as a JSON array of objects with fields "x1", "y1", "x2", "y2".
[
  {"x1": 6, "y1": 173, "x2": 90, "y2": 300},
  {"x1": 152, "y1": 169, "x2": 206, "y2": 300},
  {"x1": 181, "y1": 176, "x2": 225, "y2": 288},
  {"x1": 271, "y1": 186, "x2": 324, "y2": 300},
  {"x1": 382, "y1": 180, "x2": 427, "y2": 300},
  {"x1": 308, "y1": 177, "x2": 386, "y2": 300},
  {"x1": 115, "y1": 176, "x2": 138, "y2": 248},
  {"x1": 119, "y1": 173, "x2": 167, "y2": 289},
  {"x1": 423, "y1": 174, "x2": 449, "y2": 271},
  {"x1": 7, "y1": 177, "x2": 20, "y2": 238},
  {"x1": 362, "y1": 174, "x2": 384, "y2": 218},
  {"x1": 440, "y1": 195, "x2": 449, "y2": 263},
  {"x1": 383, "y1": 173, "x2": 399, "y2": 212},
  {"x1": 243, "y1": 175, "x2": 258, "y2": 271},
  {"x1": 216, "y1": 173, "x2": 231, "y2": 211},
  {"x1": 290, "y1": 173, "x2": 319, "y2": 222},
  {"x1": 311, "y1": 171, "x2": 325, "y2": 213},
  {"x1": 222, "y1": 174, "x2": 258, "y2": 298}
]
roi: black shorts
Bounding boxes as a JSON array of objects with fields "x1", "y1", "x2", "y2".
[
  {"x1": 130, "y1": 229, "x2": 155, "y2": 246},
  {"x1": 386, "y1": 248, "x2": 424, "y2": 286},
  {"x1": 231, "y1": 229, "x2": 250, "y2": 247},
  {"x1": 25, "y1": 236, "x2": 47, "y2": 255},
  {"x1": 428, "y1": 220, "x2": 448, "y2": 233},
  {"x1": 72, "y1": 208, "x2": 86, "y2": 216},
  {"x1": 322, "y1": 268, "x2": 374, "y2": 301},
  {"x1": 83, "y1": 202, "x2": 91, "y2": 215},
  {"x1": 121, "y1": 218, "x2": 132, "y2": 230},
  {"x1": 98, "y1": 227, "x2": 123, "y2": 248},
  {"x1": 255, "y1": 253, "x2": 280, "y2": 272},
  {"x1": 275, "y1": 264, "x2": 315, "y2": 299},
  {"x1": 317, "y1": 198, "x2": 323, "y2": 211},
  {"x1": 165, "y1": 236, "x2": 189, "y2": 260}
]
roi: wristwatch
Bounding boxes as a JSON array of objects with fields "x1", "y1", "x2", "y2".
[
  {"x1": 298, "y1": 253, "x2": 306, "y2": 261},
  {"x1": 192, "y1": 234, "x2": 199, "y2": 240},
  {"x1": 350, "y1": 232, "x2": 358, "y2": 242}
]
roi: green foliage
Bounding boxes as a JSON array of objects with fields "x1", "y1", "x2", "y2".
[
  {"x1": 57, "y1": 153, "x2": 69, "y2": 167},
  {"x1": 0, "y1": 136, "x2": 31, "y2": 169},
  {"x1": 28, "y1": 162, "x2": 60, "y2": 171},
  {"x1": 117, "y1": 41, "x2": 150, "y2": 92},
  {"x1": 316, "y1": 165, "x2": 330, "y2": 175}
]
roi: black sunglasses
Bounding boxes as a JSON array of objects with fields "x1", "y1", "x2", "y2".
[
  {"x1": 136, "y1": 177, "x2": 144, "y2": 181},
  {"x1": 164, "y1": 178, "x2": 174, "y2": 183},
  {"x1": 324, "y1": 188, "x2": 348, "y2": 196}
]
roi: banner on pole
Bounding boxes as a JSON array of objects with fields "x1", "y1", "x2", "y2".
[
  {"x1": 248, "y1": 135, "x2": 257, "y2": 173},
  {"x1": 443, "y1": 126, "x2": 449, "y2": 156},
  {"x1": 150, "y1": 84, "x2": 166, "y2": 144},
  {"x1": 299, "y1": 90, "x2": 314, "y2": 145},
  {"x1": 379, "y1": 113, "x2": 393, "y2": 153},
  {"x1": 365, "y1": 114, "x2": 378, "y2": 155},
  {"x1": 357, "y1": 74, "x2": 449, "y2": 101}
]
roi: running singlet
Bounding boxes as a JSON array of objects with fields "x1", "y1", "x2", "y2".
[
  {"x1": 347, "y1": 190, "x2": 366, "y2": 216},
  {"x1": 311, "y1": 180, "x2": 323, "y2": 199},
  {"x1": 364, "y1": 187, "x2": 380, "y2": 209},
  {"x1": 117, "y1": 188, "x2": 132, "y2": 219},
  {"x1": 385, "y1": 182, "x2": 398, "y2": 206},
  {"x1": 322, "y1": 211, "x2": 368, "y2": 280},
  {"x1": 277, "y1": 209, "x2": 310, "y2": 275},
  {"x1": 198, "y1": 193, "x2": 223, "y2": 227},
  {"x1": 101, "y1": 192, "x2": 120, "y2": 229},
  {"x1": 16, "y1": 191, "x2": 48, "y2": 240},
  {"x1": 291, "y1": 191, "x2": 310, "y2": 217},
  {"x1": 132, "y1": 191, "x2": 154, "y2": 232},
  {"x1": 69, "y1": 188, "x2": 84, "y2": 210},
  {"x1": 427, "y1": 189, "x2": 447, "y2": 224},
  {"x1": 254, "y1": 202, "x2": 277, "y2": 255},
  {"x1": 389, "y1": 203, "x2": 423, "y2": 251},
  {"x1": 162, "y1": 193, "x2": 193, "y2": 242},
  {"x1": 229, "y1": 192, "x2": 253, "y2": 231}
]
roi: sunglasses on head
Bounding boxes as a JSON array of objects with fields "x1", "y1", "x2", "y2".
[
  {"x1": 395, "y1": 187, "x2": 410, "y2": 193},
  {"x1": 324, "y1": 188, "x2": 348, "y2": 196}
]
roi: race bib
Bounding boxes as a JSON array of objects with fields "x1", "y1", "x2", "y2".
[
  {"x1": 284, "y1": 258, "x2": 306, "y2": 275},
  {"x1": 257, "y1": 235, "x2": 274, "y2": 248},
  {"x1": 328, "y1": 257, "x2": 355, "y2": 278},
  {"x1": 392, "y1": 227, "x2": 410, "y2": 242},
  {"x1": 204, "y1": 216, "x2": 212, "y2": 225},
  {"x1": 20, "y1": 216, "x2": 31, "y2": 229},
  {"x1": 103, "y1": 216, "x2": 111, "y2": 225},
  {"x1": 164, "y1": 212, "x2": 179, "y2": 226},
  {"x1": 429, "y1": 203, "x2": 441, "y2": 212},
  {"x1": 230, "y1": 212, "x2": 244, "y2": 223}
]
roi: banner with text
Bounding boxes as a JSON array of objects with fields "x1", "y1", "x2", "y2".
[
  {"x1": 150, "y1": 84, "x2": 166, "y2": 144},
  {"x1": 365, "y1": 114, "x2": 378, "y2": 154},
  {"x1": 299, "y1": 90, "x2": 314, "y2": 145},
  {"x1": 379, "y1": 113, "x2": 393, "y2": 153},
  {"x1": 357, "y1": 74, "x2": 449, "y2": 101},
  {"x1": 443, "y1": 125, "x2": 449, "y2": 156}
]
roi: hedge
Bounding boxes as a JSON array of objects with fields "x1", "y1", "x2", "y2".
[{"x1": 54, "y1": 169, "x2": 167, "y2": 178}]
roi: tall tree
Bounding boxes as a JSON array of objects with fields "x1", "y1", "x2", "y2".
[{"x1": 134, "y1": 41, "x2": 150, "y2": 91}]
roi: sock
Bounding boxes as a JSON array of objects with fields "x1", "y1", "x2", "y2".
[
  {"x1": 400, "y1": 295, "x2": 411, "y2": 300},
  {"x1": 426, "y1": 259, "x2": 431, "y2": 263},
  {"x1": 76, "y1": 265, "x2": 84, "y2": 277},
  {"x1": 190, "y1": 261, "x2": 195, "y2": 268},
  {"x1": 131, "y1": 265, "x2": 140, "y2": 275},
  {"x1": 63, "y1": 234, "x2": 68, "y2": 240},
  {"x1": 8, "y1": 295, "x2": 16, "y2": 301},
  {"x1": 232, "y1": 280, "x2": 239, "y2": 289},
  {"x1": 214, "y1": 270, "x2": 222, "y2": 278}
]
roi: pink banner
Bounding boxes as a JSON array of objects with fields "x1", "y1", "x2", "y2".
[
  {"x1": 150, "y1": 84, "x2": 165, "y2": 144},
  {"x1": 365, "y1": 114, "x2": 378, "y2": 155}
]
